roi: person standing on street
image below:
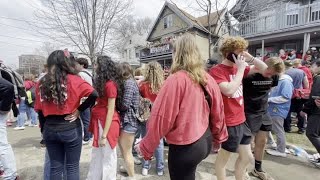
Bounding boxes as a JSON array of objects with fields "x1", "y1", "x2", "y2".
[
  {"x1": 86, "y1": 56, "x2": 123, "y2": 180},
  {"x1": 139, "y1": 61, "x2": 165, "y2": 176},
  {"x1": 209, "y1": 36, "x2": 268, "y2": 180},
  {"x1": 35, "y1": 50, "x2": 98, "y2": 180},
  {"x1": 0, "y1": 77, "x2": 19, "y2": 180},
  {"x1": 301, "y1": 60, "x2": 320, "y2": 167},
  {"x1": 242, "y1": 57, "x2": 285, "y2": 180},
  {"x1": 135, "y1": 33, "x2": 228, "y2": 180},
  {"x1": 284, "y1": 61, "x2": 309, "y2": 134},
  {"x1": 75, "y1": 58, "x2": 93, "y2": 144}
]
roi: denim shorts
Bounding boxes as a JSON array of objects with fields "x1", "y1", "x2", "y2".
[{"x1": 122, "y1": 123, "x2": 138, "y2": 134}]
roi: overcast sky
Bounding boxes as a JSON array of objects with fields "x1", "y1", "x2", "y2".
[{"x1": 0, "y1": 0, "x2": 236, "y2": 68}]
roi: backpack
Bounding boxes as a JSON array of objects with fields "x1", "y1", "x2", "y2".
[
  {"x1": 25, "y1": 86, "x2": 36, "y2": 107},
  {"x1": 134, "y1": 96, "x2": 152, "y2": 122},
  {"x1": 0, "y1": 63, "x2": 24, "y2": 99},
  {"x1": 81, "y1": 70, "x2": 94, "y2": 84}
]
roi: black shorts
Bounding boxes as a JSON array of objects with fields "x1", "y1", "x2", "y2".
[
  {"x1": 246, "y1": 113, "x2": 272, "y2": 134},
  {"x1": 221, "y1": 122, "x2": 252, "y2": 153}
]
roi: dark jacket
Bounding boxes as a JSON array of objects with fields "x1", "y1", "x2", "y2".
[
  {"x1": 0, "y1": 78, "x2": 15, "y2": 111},
  {"x1": 303, "y1": 75, "x2": 320, "y2": 115}
]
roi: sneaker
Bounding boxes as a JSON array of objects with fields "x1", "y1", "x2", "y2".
[
  {"x1": 119, "y1": 166, "x2": 127, "y2": 174},
  {"x1": 265, "y1": 142, "x2": 277, "y2": 150},
  {"x1": 24, "y1": 121, "x2": 31, "y2": 126},
  {"x1": 134, "y1": 157, "x2": 142, "y2": 165},
  {"x1": 297, "y1": 129, "x2": 305, "y2": 134},
  {"x1": 82, "y1": 140, "x2": 89, "y2": 145},
  {"x1": 251, "y1": 169, "x2": 274, "y2": 180},
  {"x1": 142, "y1": 168, "x2": 149, "y2": 176},
  {"x1": 310, "y1": 158, "x2": 320, "y2": 168},
  {"x1": 157, "y1": 170, "x2": 164, "y2": 176},
  {"x1": 13, "y1": 127, "x2": 25, "y2": 130},
  {"x1": 266, "y1": 149, "x2": 287, "y2": 157}
]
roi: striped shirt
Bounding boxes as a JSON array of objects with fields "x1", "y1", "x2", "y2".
[{"x1": 121, "y1": 78, "x2": 140, "y2": 128}]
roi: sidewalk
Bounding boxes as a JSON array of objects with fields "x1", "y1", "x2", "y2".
[{"x1": 6, "y1": 126, "x2": 319, "y2": 180}]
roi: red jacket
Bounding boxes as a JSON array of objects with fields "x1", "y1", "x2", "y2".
[
  {"x1": 298, "y1": 66, "x2": 313, "y2": 88},
  {"x1": 139, "y1": 71, "x2": 228, "y2": 160}
]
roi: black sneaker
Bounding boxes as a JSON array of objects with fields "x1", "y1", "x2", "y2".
[
  {"x1": 40, "y1": 139, "x2": 46, "y2": 147},
  {"x1": 297, "y1": 129, "x2": 305, "y2": 134}
]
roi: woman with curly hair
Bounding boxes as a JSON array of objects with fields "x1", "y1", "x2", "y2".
[
  {"x1": 135, "y1": 33, "x2": 228, "y2": 180},
  {"x1": 86, "y1": 56, "x2": 123, "y2": 180},
  {"x1": 118, "y1": 62, "x2": 140, "y2": 180},
  {"x1": 139, "y1": 61, "x2": 165, "y2": 176},
  {"x1": 34, "y1": 50, "x2": 98, "y2": 180}
]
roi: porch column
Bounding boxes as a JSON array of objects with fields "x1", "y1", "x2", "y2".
[
  {"x1": 303, "y1": 32, "x2": 310, "y2": 57},
  {"x1": 261, "y1": 39, "x2": 265, "y2": 58}
]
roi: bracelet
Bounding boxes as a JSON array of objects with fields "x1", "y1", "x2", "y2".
[{"x1": 249, "y1": 57, "x2": 255, "y2": 63}]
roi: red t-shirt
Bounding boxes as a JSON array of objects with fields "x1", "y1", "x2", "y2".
[
  {"x1": 89, "y1": 80, "x2": 120, "y2": 149},
  {"x1": 298, "y1": 66, "x2": 313, "y2": 88},
  {"x1": 34, "y1": 74, "x2": 94, "y2": 117},
  {"x1": 280, "y1": 55, "x2": 287, "y2": 61},
  {"x1": 209, "y1": 64, "x2": 250, "y2": 126},
  {"x1": 139, "y1": 81, "x2": 157, "y2": 103}
]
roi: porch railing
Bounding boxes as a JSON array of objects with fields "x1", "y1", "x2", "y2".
[{"x1": 230, "y1": 2, "x2": 320, "y2": 37}]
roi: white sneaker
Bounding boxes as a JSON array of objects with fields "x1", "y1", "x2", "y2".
[
  {"x1": 134, "y1": 157, "x2": 142, "y2": 165},
  {"x1": 24, "y1": 121, "x2": 31, "y2": 126},
  {"x1": 14, "y1": 127, "x2": 25, "y2": 130},
  {"x1": 265, "y1": 142, "x2": 277, "y2": 150},
  {"x1": 157, "y1": 170, "x2": 164, "y2": 176},
  {"x1": 82, "y1": 140, "x2": 89, "y2": 145},
  {"x1": 266, "y1": 149, "x2": 287, "y2": 157},
  {"x1": 119, "y1": 166, "x2": 127, "y2": 174},
  {"x1": 142, "y1": 168, "x2": 148, "y2": 176}
]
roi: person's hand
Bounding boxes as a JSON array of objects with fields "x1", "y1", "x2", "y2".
[
  {"x1": 99, "y1": 137, "x2": 107, "y2": 147},
  {"x1": 211, "y1": 142, "x2": 221, "y2": 154},
  {"x1": 315, "y1": 99, "x2": 320, "y2": 108},
  {"x1": 134, "y1": 143, "x2": 143, "y2": 158},
  {"x1": 233, "y1": 53, "x2": 248, "y2": 70},
  {"x1": 242, "y1": 51, "x2": 254, "y2": 62},
  {"x1": 300, "y1": 111, "x2": 307, "y2": 118},
  {"x1": 64, "y1": 110, "x2": 80, "y2": 122}
]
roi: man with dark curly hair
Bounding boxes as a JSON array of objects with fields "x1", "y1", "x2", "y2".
[{"x1": 210, "y1": 36, "x2": 268, "y2": 180}]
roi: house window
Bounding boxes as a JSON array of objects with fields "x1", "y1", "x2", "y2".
[
  {"x1": 286, "y1": 3, "x2": 299, "y2": 26},
  {"x1": 164, "y1": 14, "x2": 173, "y2": 29}
]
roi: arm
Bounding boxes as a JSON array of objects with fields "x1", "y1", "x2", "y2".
[
  {"x1": 122, "y1": 80, "x2": 135, "y2": 110},
  {"x1": 268, "y1": 96, "x2": 290, "y2": 104},
  {"x1": 209, "y1": 79, "x2": 228, "y2": 144},
  {"x1": 303, "y1": 76, "x2": 309, "y2": 89},
  {"x1": 102, "y1": 98, "x2": 116, "y2": 138},
  {"x1": 139, "y1": 75, "x2": 180, "y2": 159},
  {"x1": 78, "y1": 90, "x2": 98, "y2": 111},
  {"x1": 218, "y1": 68, "x2": 245, "y2": 97},
  {"x1": 243, "y1": 52, "x2": 268, "y2": 75}
]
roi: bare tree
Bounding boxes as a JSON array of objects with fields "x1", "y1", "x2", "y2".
[
  {"x1": 34, "y1": 42, "x2": 60, "y2": 57},
  {"x1": 34, "y1": 0, "x2": 132, "y2": 63},
  {"x1": 135, "y1": 17, "x2": 153, "y2": 35}
]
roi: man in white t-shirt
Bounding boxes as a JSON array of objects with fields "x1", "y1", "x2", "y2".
[{"x1": 75, "y1": 58, "x2": 93, "y2": 144}]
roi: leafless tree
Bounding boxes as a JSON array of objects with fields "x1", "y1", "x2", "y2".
[
  {"x1": 34, "y1": 0, "x2": 132, "y2": 63},
  {"x1": 135, "y1": 17, "x2": 153, "y2": 35},
  {"x1": 34, "y1": 42, "x2": 60, "y2": 57}
]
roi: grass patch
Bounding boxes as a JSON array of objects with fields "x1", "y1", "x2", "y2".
[{"x1": 284, "y1": 126, "x2": 316, "y2": 152}]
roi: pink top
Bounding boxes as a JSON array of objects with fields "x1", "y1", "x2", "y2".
[{"x1": 139, "y1": 71, "x2": 228, "y2": 160}]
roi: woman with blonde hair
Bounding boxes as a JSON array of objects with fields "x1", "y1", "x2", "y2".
[
  {"x1": 139, "y1": 61, "x2": 165, "y2": 176},
  {"x1": 135, "y1": 33, "x2": 228, "y2": 180}
]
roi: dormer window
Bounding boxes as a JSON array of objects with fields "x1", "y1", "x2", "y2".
[{"x1": 164, "y1": 14, "x2": 173, "y2": 29}]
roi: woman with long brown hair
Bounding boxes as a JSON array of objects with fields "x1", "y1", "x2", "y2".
[{"x1": 135, "y1": 33, "x2": 228, "y2": 180}]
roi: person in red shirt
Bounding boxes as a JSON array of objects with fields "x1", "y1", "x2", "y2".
[
  {"x1": 34, "y1": 50, "x2": 98, "y2": 180},
  {"x1": 139, "y1": 61, "x2": 165, "y2": 176},
  {"x1": 293, "y1": 59, "x2": 313, "y2": 88},
  {"x1": 209, "y1": 36, "x2": 268, "y2": 180},
  {"x1": 279, "y1": 49, "x2": 288, "y2": 61},
  {"x1": 135, "y1": 33, "x2": 228, "y2": 180},
  {"x1": 86, "y1": 56, "x2": 123, "y2": 180}
]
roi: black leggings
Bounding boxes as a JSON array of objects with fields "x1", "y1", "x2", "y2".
[{"x1": 168, "y1": 128, "x2": 212, "y2": 180}]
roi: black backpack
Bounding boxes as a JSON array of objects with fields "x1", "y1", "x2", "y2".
[{"x1": 0, "y1": 63, "x2": 25, "y2": 99}]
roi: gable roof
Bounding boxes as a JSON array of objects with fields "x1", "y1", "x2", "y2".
[
  {"x1": 196, "y1": 9, "x2": 226, "y2": 27},
  {"x1": 147, "y1": 2, "x2": 210, "y2": 41}
]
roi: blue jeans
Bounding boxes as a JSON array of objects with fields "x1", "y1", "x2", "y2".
[
  {"x1": 17, "y1": 100, "x2": 37, "y2": 127},
  {"x1": 44, "y1": 149, "x2": 67, "y2": 180},
  {"x1": 80, "y1": 108, "x2": 92, "y2": 141},
  {"x1": 140, "y1": 123, "x2": 164, "y2": 172},
  {"x1": 0, "y1": 113, "x2": 17, "y2": 180},
  {"x1": 44, "y1": 126, "x2": 82, "y2": 180}
]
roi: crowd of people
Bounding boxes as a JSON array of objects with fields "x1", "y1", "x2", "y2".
[{"x1": 0, "y1": 33, "x2": 320, "y2": 180}]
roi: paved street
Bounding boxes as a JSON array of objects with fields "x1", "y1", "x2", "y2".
[{"x1": 6, "y1": 126, "x2": 320, "y2": 180}]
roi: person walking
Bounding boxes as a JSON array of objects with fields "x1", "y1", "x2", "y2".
[
  {"x1": 34, "y1": 50, "x2": 98, "y2": 180},
  {"x1": 139, "y1": 61, "x2": 165, "y2": 176},
  {"x1": 86, "y1": 56, "x2": 123, "y2": 180},
  {"x1": 209, "y1": 36, "x2": 268, "y2": 180},
  {"x1": 135, "y1": 33, "x2": 228, "y2": 180},
  {"x1": 0, "y1": 77, "x2": 19, "y2": 180},
  {"x1": 243, "y1": 57, "x2": 285, "y2": 180}
]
